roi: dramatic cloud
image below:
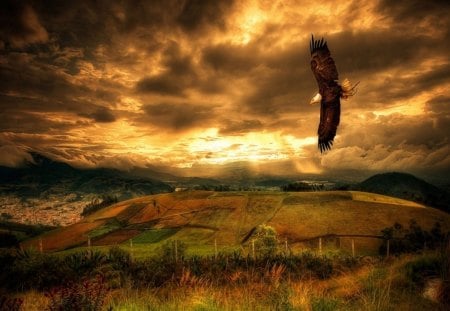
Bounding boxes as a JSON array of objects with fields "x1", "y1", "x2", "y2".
[
  {"x1": 142, "y1": 102, "x2": 214, "y2": 131},
  {"x1": 0, "y1": 1, "x2": 48, "y2": 48},
  {"x1": 0, "y1": 0, "x2": 449, "y2": 181}
]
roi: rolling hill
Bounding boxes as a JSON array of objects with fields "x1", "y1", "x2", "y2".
[
  {"x1": 22, "y1": 191, "x2": 450, "y2": 256},
  {"x1": 356, "y1": 172, "x2": 450, "y2": 212}
]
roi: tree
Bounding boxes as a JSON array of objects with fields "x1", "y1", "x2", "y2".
[{"x1": 253, "y1": 224, "x2": 278, "y2": 257}]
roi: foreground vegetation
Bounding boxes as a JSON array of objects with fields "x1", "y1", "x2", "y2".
[
  {"x1": 1, "y1": 222, "x2": 449, "y2": 310},
  {"x1": 1, "y1": 247, "x2": 449, "y2": 310}
]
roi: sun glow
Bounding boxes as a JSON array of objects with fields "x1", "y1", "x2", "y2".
[
  {"x1": 185, "y1": 129, "x2": 316, "y2": 165},
  {"x1": 232, "y1": 3, "x2": 268, "y2": 44}
]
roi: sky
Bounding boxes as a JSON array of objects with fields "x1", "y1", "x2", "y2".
[{"x1": 0, "y1": 0, "x2": 449, "y2": 180}]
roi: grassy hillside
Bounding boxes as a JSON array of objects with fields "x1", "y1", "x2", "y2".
[
  {"x1": 22, "y1": 191, "x2": 450, "y2": 256},
  {"x1": 357, "y1": 172, "x2": 450, "y2": 212}
]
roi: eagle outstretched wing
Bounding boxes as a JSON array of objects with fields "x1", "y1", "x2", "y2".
[{"x1": 310, "y1": 35, "x2": 341, "y2": 153}]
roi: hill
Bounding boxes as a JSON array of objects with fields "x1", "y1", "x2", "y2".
[
  {"x1": 0, "y1": 152, "x2": 173, "y2": 200},
  {"x1": 356, "y1": 172, "x2": 450, "y2": 212},
  {"x1": 22, "y1": 191, "x2": 450, "y2": 255}
]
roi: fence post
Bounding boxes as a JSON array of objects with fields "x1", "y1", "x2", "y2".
[
  {"x1": 214, "y1": 238, "x2": 218, "y2": 260},
  {"x1": 351, "y1": 239, "x2": 355, "y2": 257},
  {"x1": 39, "y1": 237, "x2": 43, "y2": 253},
  {"x1": 175, "y1": 240, "x2": 178, "y2": 262},
  {"x1": 319, "y1": 237, "x2": 322, "y2": 255},
  {"x1": 130, "y1": 238, "x2": 134, "y2": 261},
  {"x1": 252, "y1": 239, "x2": 255, "y2": 259},
  {"x1": 386, "y1": 239, "x2": 390, "y2": 258},
  {"x1": 285, "y1": 238, "x2": 288, "y2": 254},
  {"x1": 87, "y1": 236, "x2": 91, "y2": 249}
]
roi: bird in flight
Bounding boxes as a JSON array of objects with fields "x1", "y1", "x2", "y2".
[{"x1": 309, "y1": 35, "x2": 358, "y2": 153}]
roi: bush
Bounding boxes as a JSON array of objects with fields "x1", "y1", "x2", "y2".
[
  {"x1": 159, "y1": 240, "x2": 186, "y2": 262},
  {"x1": 0, "y1": 232, "x2": 18, "y2": 248},
  {"x1": 252, "y1": 224, "x2": 278, "y2": 257},
  {"x1": 45, "y1": 275, "x2": 108, "y2": 311},
  {"x1": 379, "y1": 220, "x2": 448, "y2": 255},
  {"x1": 8, "y1": 251, "x2": 69, "y2": 291},
  {"x1": 0, "y1": 294, "x2": 23, "y2": 311},
  {"x1": 81, "y1": 195, "x2": 118, "y2": 216},
  {"x1": 404, "y1": 256, "x2": 440, "y2": 287}
]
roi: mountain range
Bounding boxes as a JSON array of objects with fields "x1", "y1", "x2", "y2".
[{"x1": 0, "y1": 153, "x2": 448, "y2": 213}]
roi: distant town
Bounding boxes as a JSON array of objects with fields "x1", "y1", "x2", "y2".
[{"x1": 0, "y1": 194, "x2": 88, "y2": 226}]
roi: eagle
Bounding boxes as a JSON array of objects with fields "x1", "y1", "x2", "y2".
[{"x1": 309, "y1": 35, "x2": 358, "y2": 153}]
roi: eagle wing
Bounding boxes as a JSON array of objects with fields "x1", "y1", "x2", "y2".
[{"x1": 310, "y1": 35, "x2": 341, "y2": 153}]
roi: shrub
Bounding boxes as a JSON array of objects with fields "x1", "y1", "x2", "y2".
[
  {"x1": 159, "y1": 240, "x2": 186, "y2": 262},
  {"x1": 0, "y1": 294, "x2": 23, "y2": 311},
  {"x1": 404, "y1": 256, "x2": 440, "y2": 287},
  {"x1": 0, "y1": 232, "x2": 18, "y2": 248},
  {"x1": 379, "y1": 220, "x2": 448, "y2": 255},
  {"x1": 64, "y1": 250, "x2": 107, "y2": 279},
  {"x1": 9, "y1": 252, "x2": 69, "y2": 291},
  {"x1": 81, "y1": 195, "x2": 118, "y2": 216},
  {"x1": 252, "y1": 224, "x2": 278, "y2": 257},
  {"x1": 45, "y1": 275, "x2": 109, "y2": 311}
]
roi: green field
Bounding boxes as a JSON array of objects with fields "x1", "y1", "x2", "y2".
[{"x1": 21, "y1": 191, "x2": 450, "y2": 257}]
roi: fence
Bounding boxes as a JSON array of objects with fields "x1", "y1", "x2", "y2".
[{"x1": 29, "y1": 231, "x2": 444, "y2": 259}]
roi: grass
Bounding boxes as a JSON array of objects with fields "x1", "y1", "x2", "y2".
[
  {"x1": 88, "y1": 218, "x2": 122, "y2": 238},
  {"x1": 132, "y1": 228, "x2": 179, "y2": 244},
  {"x1": 14, "y1": 252, "x2": 446, "y2": 310}
]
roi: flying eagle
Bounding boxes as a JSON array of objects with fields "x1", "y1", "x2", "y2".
[{"x1": 309, "y1": 35, "x2": 358, "y2": 153}]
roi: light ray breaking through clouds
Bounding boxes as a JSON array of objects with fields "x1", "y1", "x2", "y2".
[{"x1": 0, "y1": 0, "x2": 449, "y2": 179}]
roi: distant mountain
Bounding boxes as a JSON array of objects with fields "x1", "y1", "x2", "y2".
[
  {"x1": 356, "y1": 172, "x2": 450, "y2": 212},
  {"x1": 0, "y1": 153, "x2": 173, "y2": 200},
  {"x1": 128, "y1": 166, "x2": 222, "y2": 187}
]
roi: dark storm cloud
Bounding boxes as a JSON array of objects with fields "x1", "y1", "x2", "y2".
[
  {"x1": 142, "y1": 102, "x2": 214, "y2": 131},
  {"x1": 79, "y1": 107, "x2": 116, "y2": 123},
  {"x1": 0, "y1": 0, "x2": 48, "y2": 48},
  {"x1": 202, "y1": 43, "x2": 261, "y2": 74},
  {"x1": 328, "y1": 31, "x2": 433, "y2": 74},
  {"x1": 339, "y1": 112, "x2": 450, "y2": 151},
  {"x1": 425, "y1": 95, "x2": 450, "y2": 114},
  {"x1": 136, "y1": 76, "x2": 185, "y2": 96},
  {"x1": 0, "y1": 52, "x2": 86, "y2": 102},
  {"x1": 176, "y1": 0, "x2": 235, "y2": 33},
  {"x1": 323, "y1": 110, "x2": 450, "y2": 176},
  {"x1": 0, "y1": 52, "x2": 121, "y2": 120},
  {"x1": 238, "y1": 42, "x2": 316, "y2": 116},
  {"x1": 356, "y1": 62, "x2": 450, "y2": 108},
  {"x1": 0, "y1": 105, "x2": 90, "y2": 134},
  {"x1": 376, "y1": 0, "x2": 450, "y2": 24},
  {"x1": 136, "y1": 42, "x2": 197, "y2": 96}
]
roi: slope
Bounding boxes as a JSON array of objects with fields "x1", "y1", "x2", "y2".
[
  {"x1": 356, "y1": 172, "x2": 450, "y2": 212},
  {"x1": 22, "y1": 191, "x2": 450, "y2": 254}
]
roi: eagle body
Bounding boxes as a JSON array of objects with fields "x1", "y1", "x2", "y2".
[{"x1": 310, "y1": 35, "x2": 347, "y2": 153}]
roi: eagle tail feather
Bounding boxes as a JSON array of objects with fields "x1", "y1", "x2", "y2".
[{"x1": 341, "y1": 78, "x2": 359, "y2": 99}]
